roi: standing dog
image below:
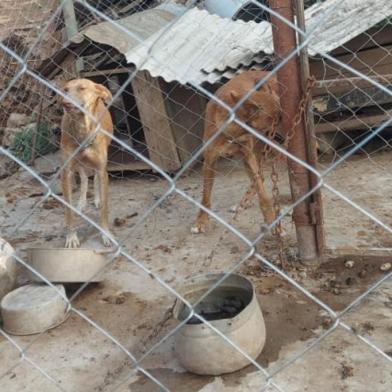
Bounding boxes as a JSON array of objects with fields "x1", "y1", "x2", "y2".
[
  {"x1": 60, "y1": 78, "x2": 113, "y2": 247},
  {"x1": 192, "y1": 70, "x2": 282, "y2": 234}
]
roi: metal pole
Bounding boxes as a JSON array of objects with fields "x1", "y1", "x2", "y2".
[
  {"x1": 296, "y1": 0, "x2": 325, "y2": 256},
  {"x1": 269, "y1": 0, "x2": 321, "y2": 261}
]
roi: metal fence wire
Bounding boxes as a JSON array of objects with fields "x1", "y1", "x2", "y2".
[{"x1": 1, "y1": 0, "x2": 392, "y2": 391}]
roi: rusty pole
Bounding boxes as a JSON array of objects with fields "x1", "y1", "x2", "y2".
[
  {"x1": 269, "y1": 0, "x2": 323, "y2": 261},
  {"x1": 296, "y1": 0, "x2": 325, "y2": 257}
]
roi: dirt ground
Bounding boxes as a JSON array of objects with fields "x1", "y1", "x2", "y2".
[{"x1": 1, "y1": 149, "x2": 392, "y2": 391}]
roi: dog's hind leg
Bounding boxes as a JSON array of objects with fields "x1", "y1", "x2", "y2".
[
  {"x1": 191, "y1": 148, "x2": 219, "y2": 234},
  {"x1": 77, "y1": 166, "x2": 88, "y2": 211},
  {"x1": 241, "y1": 143, "x2": 275, "y2": 226}
]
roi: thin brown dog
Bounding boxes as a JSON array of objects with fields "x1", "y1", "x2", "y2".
[
  {"x1": 191, "y1": 70, "x2": 282, "y2": 234},
  {"x1": 60, "y1": 78, "x2": 113, "y2": 247}
]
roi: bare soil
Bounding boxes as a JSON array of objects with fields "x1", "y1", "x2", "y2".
[{"x1": 1, "y1": 150, "x2": 392, "y2": 391}]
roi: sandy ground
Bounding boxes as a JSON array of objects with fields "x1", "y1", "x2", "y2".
[{"x1": 1, "y1": 149, "x2": 392, "y2": 391}]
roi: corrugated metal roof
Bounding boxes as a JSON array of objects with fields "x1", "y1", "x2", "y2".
[
  {"x1": 81, "y1": 0, "x2": 392, "y2": 85},
  {"x1": 78, "y1": 3, "x2": 185, "y2": 53}
]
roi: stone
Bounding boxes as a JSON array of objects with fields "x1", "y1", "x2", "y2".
[
  {"x1": 380, "y1": 263, "x2": 392, "y2": 272},
  {"x1": 345, "y1": 260, "x2": 355, "y2": 269},
  {"x1": 6, "y1": 112, "x2": 31, "y2": 129},
  {"x1": 2, "y1": 123, "x2": 36, "y2": 148}
]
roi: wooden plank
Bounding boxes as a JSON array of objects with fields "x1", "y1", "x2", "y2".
[
  {"x1": 313, "y1": 86, "x2": 392, "y2": 114},
  {"x1": 310, "y1": 45, "x2": 392, "y2": 80},
  {"x1": 80, "y1": 67, "x2": 131, "y2": 78},
  {"x1": 160, "y1": 80, "x2": 205, "y2": 166},
  {"x1": 312, "y1": 74, "x2": 392, "y2": 97},
  {"x1": 315, "y1": 113, "x2": 390, "y2": 134},
  {"x1": 131, "y1": 71, "x2": 181, "y2": 172},
  {"x1": 107, "y1": 160, "x2": 151, "y2": 172},
  {"x1": 331, "y1": 26, "x2": 392, "y2": 56}
]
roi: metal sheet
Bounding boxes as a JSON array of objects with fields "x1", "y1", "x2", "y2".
[
  {"x1": 80, "y1": 3, "x2": 185, "y2": 55},
  {"x1": 81, "y1": 0, "x2": 392, "y2": 85}
]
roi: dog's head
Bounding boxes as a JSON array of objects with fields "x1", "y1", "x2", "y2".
[
  {"x1": 230, "y1": 87, "x2": 281, "y2": 131},
  {"x1": 60, "y1": 79, "x2": 112, "y2": 114}
]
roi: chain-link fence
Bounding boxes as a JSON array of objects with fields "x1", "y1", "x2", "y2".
[{"x1": 1, "y1": 0, "x2": 392, "y2": 391}]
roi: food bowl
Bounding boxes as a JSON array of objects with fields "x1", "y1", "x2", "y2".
[
  {"x1": 26, "y1": 248, "x2": 113, "y2": 283},
  {"x1": 1, "y1": 283, "x2": 68, "y2": 335},
  {"x1": 173, "y1": 273, "x2": 266, "y2": 375}
]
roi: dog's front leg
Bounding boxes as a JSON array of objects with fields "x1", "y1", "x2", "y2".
[
  {"x1": 242, "y1": 146, "x2": 275, "y2": 226},
  {"x1": 77, "y1": 166, "x2": 88, "y2": 211},
  {"x1": 98, "y1": 167, "x2": 112, "y2": 247},
  {"x1": 62, "y1": 167, "x2": 80, "y2": 248}
]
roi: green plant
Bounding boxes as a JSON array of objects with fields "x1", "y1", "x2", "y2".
[{"x1": 10, "y1": 121, "x2": 57, "y2": 163}]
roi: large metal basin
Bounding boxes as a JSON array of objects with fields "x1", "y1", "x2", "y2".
[
  {"x1": 173, "y1": 274, "x2": 266, "y2": 375},
  {"x1": 26, "y1": 248, "x2": 113, "y2": 283}
]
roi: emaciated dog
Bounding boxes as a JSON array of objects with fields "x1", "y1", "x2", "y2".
[
  {"x1": 191, "y1": 70, "x2": 282, "y2": 234},
  {"x1": 60, "y1": 78, "x2": 113, "y2": 248}
]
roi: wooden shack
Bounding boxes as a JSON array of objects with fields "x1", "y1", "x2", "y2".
[{"x1": 310, "y1": 21, "x2": 392, "y2": 136}]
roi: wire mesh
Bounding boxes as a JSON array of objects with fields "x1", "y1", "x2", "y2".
[{"x1": 1, "y1": 0, "x2": 392, "y2": 391}]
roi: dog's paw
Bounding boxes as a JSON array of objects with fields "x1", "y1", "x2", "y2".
[
  {"x1": 94, "y1": 196, "x2": 101, "y2": 209},
  {"x1": 191, "y1": 224, "x2": 205, "y2": 234},
  {"x1": 260, "y1": 224, "x2": 269, "y2": 234},
  {"x1": 229, "y1": 204, "x2": 239, "y2": 213},
  {"x1": 65, "y1": 232, "x2": 80, "y2": 248},
  {"x1": 77, "y1": 199, "x2": 87, "y2": 212},
  {"x1": 101, "y1": 232, "x2": 113, "y2": 247}
]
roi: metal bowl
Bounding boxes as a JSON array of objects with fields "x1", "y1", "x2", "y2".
[
  {"x1": 26, "y1": 247, "x2": 114, "y2": 283},
  {"x1": 1, "y1": 284, "x2": 68, "y2": 335},
  {"x1": 173, "y1": 273, "x2": 266, "y2": 375}
]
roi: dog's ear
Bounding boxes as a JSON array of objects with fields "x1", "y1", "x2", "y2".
[
  {"x1": 95, "y1": 83, "x2": 112, "y2": 103},
  {"x1": 230, "y1": 90, "x2": 240, "y2": 102}
]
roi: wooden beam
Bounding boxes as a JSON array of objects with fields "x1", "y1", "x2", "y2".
[
  {"x1": 131, "y1": 71, "x2": 181, "y2": 172},
  {"x1": 315, "y1": 113, "x2": 390, "y2": 134},
  {"x1": 312, "y1": 74, "x2": 392, "y2": 97},
  {"x1": 310, "y1": 45, "x2": 392, "y2": 81},
  {"x1": 80, "y1": 67, "x2": 131, "y2": 78},
  {"x1": 107, "y1": 161, "x2": 151, "y2": 172},
  {"x1": 63, "y1": 0, "x2": 83, "y2": 73}
]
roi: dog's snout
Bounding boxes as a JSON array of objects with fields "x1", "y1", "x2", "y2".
[{"x1": 62, "y1": 101, "x2": 75, "y2": 112}]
